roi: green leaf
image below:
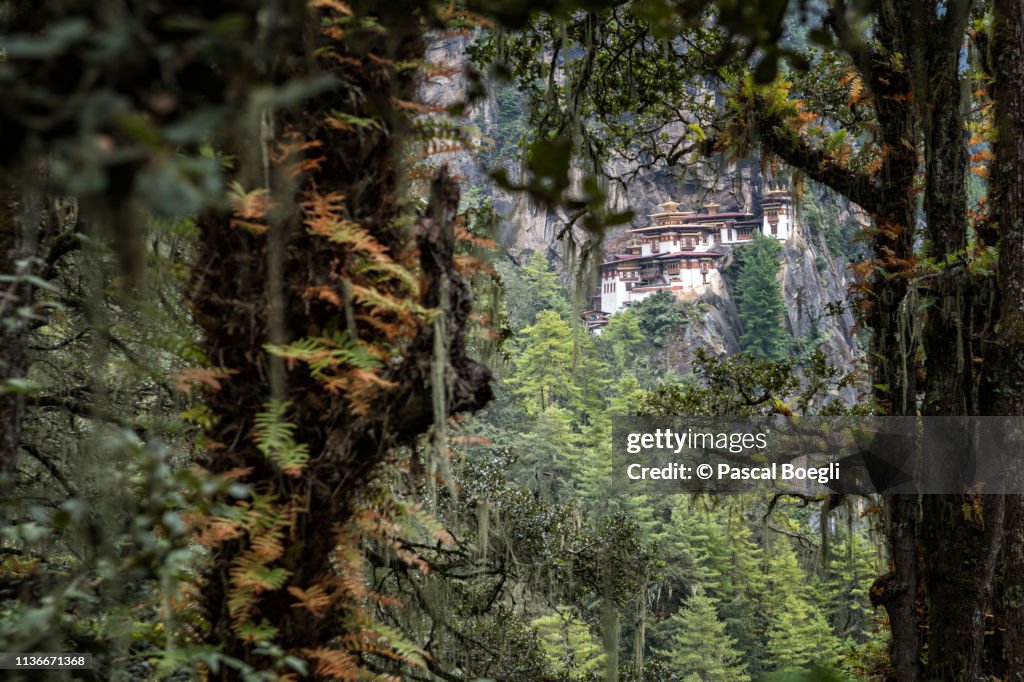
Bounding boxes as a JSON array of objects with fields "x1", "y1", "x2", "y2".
[
  {"x1": 1, "y1": 378, "x2": 40, "y2": 395},
  {"x1": 0, "y1": 19, "x2": 91, "y2": 59}
]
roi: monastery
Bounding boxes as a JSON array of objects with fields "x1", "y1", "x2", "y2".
[{"x1": 587, "y1": 188, "x2": 795, "y2": 331}]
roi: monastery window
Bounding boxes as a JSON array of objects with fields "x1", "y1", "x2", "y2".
[
  {"x1": 700, "y1": 262, "x2": 710, "y2": 274},
  {"x1": 664, "y1": 261, "x2": 680, "y2": 275}
]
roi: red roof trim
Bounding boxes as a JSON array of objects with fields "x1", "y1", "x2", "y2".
[{"x1": 655, "y1": 251, "x2": 724, "y2": 259}]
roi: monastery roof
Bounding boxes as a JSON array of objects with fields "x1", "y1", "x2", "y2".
[
  {"x1": 645, "y1": 211, "x2": 753, "y2": 222},
  {"x1": 601, "y1": 254, "x2": 647, "y2": 266},
  {"x1": 682, "y1": 211, "x2": 752, "y2": 220},
  {"x1": 602, "y1": 250, "x2": 725, "y2": 268},
  {"x1": 631, "y1": 215, "x2": 753, "y2": 233},
  {"x1": 630, "y1": 223, "x2": 714, "y2": 234},
  {"x1": 655, "y1": 251, "x2": 725, "y2": 259}
]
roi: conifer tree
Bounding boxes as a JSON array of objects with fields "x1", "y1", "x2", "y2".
[
  {"x1": 711, "y1": 508, "x2": 770, "y2": 673},
  {"x1": 763, "y1": 539, "x2": 842, "y2": 672},
  {"x1": 574, "y1": 414, "x2": 616, "y2": 513},
  {"x1": 662, "y1": 501, "x2": 769, "y2": 673},
  {"x1": 495, "y1": 251, "x2": 570, "y2": 332},
  {"x1": 735, "y1": 234, "x2": 791, "y2": 361},
  {"x1": 532, "y1": 610, "x2": 607, "y2": 680},
  {"x1": 516, "y1": 405, "x2": 576, "y2": 501},
  {"x1": 608, "y1": 374, "x2": 644, "y2": 418},
  {"x1": 510, "y1": 310, "x2": 581, "y2": 412},
  {"x1": 599, "y1": 308, "x2": 645, "y2": 378},
  {"x1": 654, "y1": 592, "x2": 750, "y2": 682},
  {"x1": 572, "y1": 330, "x2": 613, "y2": 420}
]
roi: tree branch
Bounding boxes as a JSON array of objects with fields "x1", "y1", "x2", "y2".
[
  {"x1": 747, "y1": 99, "x2": 882, "y2": 214},
  {"x1": 16, "y1": 442, "x2": 76, "y2": 497}
]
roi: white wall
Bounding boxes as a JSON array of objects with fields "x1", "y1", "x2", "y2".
[
  {"x1": 600, "y1": 276, "x2": 631, "y2": 313},
  {"x1": 600, "y1": 267, "x2": 722, "y2": 312}
]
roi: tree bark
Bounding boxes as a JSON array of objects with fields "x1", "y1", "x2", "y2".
[
  {"x1": 907, "y1": 1, "x2": 1008, "y2": 676},
  {"x1": 0, "y1": 180, "x2": 39, "y2": 484},
  {"x1": 987, "y1": 0, "x2": 1024, "y2": 677},
  {"x1": 187, "y1": 3, "x2": 492, "y2": 677}
]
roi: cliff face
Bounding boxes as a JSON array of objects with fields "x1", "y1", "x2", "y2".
[
  {"x1": 779, "y1": 230, "x2": 858, "y2": 366},
  {"x1": 421, "y1": 33, "x2": 861, "y2": 380},
  {"x1": 660, "y1": 227, "x2": 859, "y2": 378}
]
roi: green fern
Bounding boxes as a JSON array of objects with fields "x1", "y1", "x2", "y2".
[
  {"x1": 265, "y1": 331, "x2": 380, "y2": 379},
  {"x1": 252, "y1": 400, "x2": 310, "y2": 475}
]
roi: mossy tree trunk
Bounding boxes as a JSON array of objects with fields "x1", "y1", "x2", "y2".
[
  {"x1": 186, "y1": 2, "x2": 491, "y2": 677},
  {"x1": 986, "y1": 0, "x2": 1024, "y2": 677}
]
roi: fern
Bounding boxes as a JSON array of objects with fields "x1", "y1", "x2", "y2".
[
  {"x1": 235, "y1": 620, "x2": 280, "y2": 644},
  {"x1": 265, "y1": 332, "x2": 380, "y2": 378},
  {"x1": 252, "y1": 400, "x2": 310, "y2": 475}
]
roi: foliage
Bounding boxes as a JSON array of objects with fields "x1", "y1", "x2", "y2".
[
  {"x1": 653, "y1": 592, "x2": 750, "y2": 682},
  {"x1": 12, "y1": 0, "x2": 1023, "y2": 678},
  {"x1": 509, "y1": 310, "x2": 581, "y2": 413},
  {"x1": 532, "y1": 610, "x2": 607, "y2": 680},
  {"x1": 735, "y1": 233, "x2": 792, "y2": 361},
  {"x1": 763, "y1": 539, "x2": 843, "y2": 672}
]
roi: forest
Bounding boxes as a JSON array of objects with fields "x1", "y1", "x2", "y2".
[{"x1": 1, "y1": 0, "x2": 1024, "y2": 680}]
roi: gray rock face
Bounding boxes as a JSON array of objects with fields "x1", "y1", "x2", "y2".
[
  {"x1": 779, "y1": 234, "x2": 858, "y2": 366},
  {"x1": 660, "y1": 231, "x2": 860, "y2": 380}
]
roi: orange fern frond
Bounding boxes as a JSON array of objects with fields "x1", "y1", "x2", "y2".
[
  {"x1": 454, "y1": 225, "x2": 498, "y2": 250},
  {"x1": 287, "y1": 584, "x2": 333, "y2": 618},
  {"x1": 309, "y1": 0, "x2": 353, "y2": 15},
  {"x1": 302, "y1": 648, "x2": 361, "y2": 681}
]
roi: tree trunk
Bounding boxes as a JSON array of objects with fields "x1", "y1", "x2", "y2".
[
  {"x1": 862, "y1": 9, "x2": 922, "y2": 672},
  {"x1": 187, "y1": 3, "x2": 491, "y2": 677},
  {"x1": 988, "y1": 0, "x2": 1024, "y2": 676},
  {"x1": 0, "y1": 181, "x2": 38, "y2": 484},
  {"x1": 913, "y1": 3, "x2": 1007, "y2": 674}
]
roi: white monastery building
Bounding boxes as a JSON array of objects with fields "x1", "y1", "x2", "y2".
[{"x1": 592, "y1": 188, "x2": 795, "y2": 325}]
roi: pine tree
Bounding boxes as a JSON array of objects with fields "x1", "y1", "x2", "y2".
[
  {"x1": 654, "y1": 592, "x2": 750, "y2": 682},
  {"x1": 599, "y1": 308, "x2": 645, "y2": 377},
  {"x1": 660, "y1": 501, "x2": 769, "y2": 674},
  {"x1": 516, "y1": 405, "x2": 576, "y2": 501},
  {"x1": 710, "y1": 507, "x2": 770, "y2": 674},
  {"x1": 608, "y1": 374, "x2": 644, "y2": 418},
  {"x1": 763, "y1": 539, "x2": 843, "y2": 672},
  {"x1": 531, "y1": 610, "x2": 607, "y2": 680},
  {"x1": 509, "y1": 310, "x2": 581, "y2": 412},
  {"x1": 735, "y1": 234, "x2": 791, "y2": 361},
  {"x1": 575, "y1": 413, "x2": 616, "y2": 513},
  {"x1": 826, "y1": 524, "x2": 882, "y2": 642},
  {"x1": 501, "y1": 251, "x2": 571, "y2": 328},
  {"x1": 572, "y1": 330, "x2": 612, "y2": 420}
]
